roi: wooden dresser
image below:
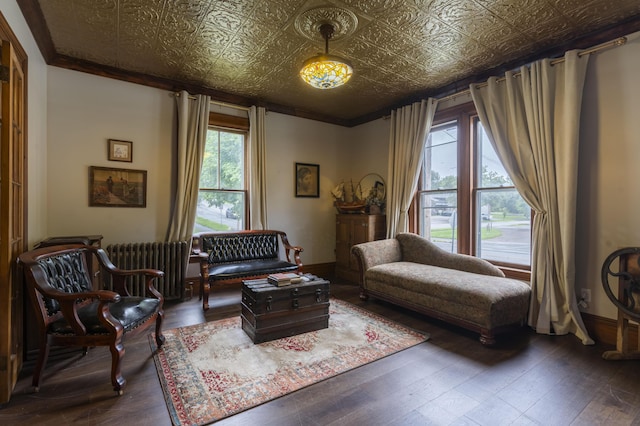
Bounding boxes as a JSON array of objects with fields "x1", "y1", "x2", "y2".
[{"x1": 335, "y1": 214, "x2": 386, "y2": 283}]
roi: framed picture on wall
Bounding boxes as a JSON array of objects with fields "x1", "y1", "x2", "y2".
[
  {"x1": 295, "y1": 162, "x2": 319, "y2": 198},
  {"x1": 89, "y1": 166, "x2": 147, "y2": 207},
  {"x1": 108, "y1": 139, "x2": 133, "y2": 162}
]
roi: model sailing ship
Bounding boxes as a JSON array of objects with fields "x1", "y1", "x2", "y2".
[{"x1": 331, "y1": 180, "x2": 363, "y2": 213}]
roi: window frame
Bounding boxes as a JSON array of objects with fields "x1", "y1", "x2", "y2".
[
  {"x1": 411, "y1": 102, "x2": 531, "y2": 280},
  {"x1": 196, "y1": 112, "x2": 249, "y2": 231}
]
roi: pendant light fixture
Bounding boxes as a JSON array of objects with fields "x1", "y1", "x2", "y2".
[{"x1": 300, "y1": 23, "x2": 353, "y2": 89}]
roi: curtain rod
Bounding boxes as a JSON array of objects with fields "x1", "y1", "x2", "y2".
[
  {"x1": 437, "y1": 36, "x2": 628, "y2": 105},
  {"x1": 171, "y1": 92, "x2": 251, "y2": 112}
]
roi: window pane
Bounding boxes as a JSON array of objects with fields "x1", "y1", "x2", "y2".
[
  {"x1": 419, "y1": 191, "x2": 457, "y2": 253},
  {"x1": 195, "y1": 126, "x2": 246, "y2": 234},
  {"x1": 220, "y1": 132, "x2": 244, "y2": 190},
  {"x1": 477, "y1": 124, "x2": 513, "y2": 187},
  {"x1": 195, "y1": 190, "x2": 245, "y2": 232},
  {"x1": 423, "y1": 121, "x2": 458, "y2": 191},
  {"x1": 476, "y1": 189, "x2": 530, "y2": 266},
  {"x1": 200, "y1": 130, "x2": 220, "y2": 188}
]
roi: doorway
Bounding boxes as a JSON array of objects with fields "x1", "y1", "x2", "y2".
[{"x1": 0, "y1": 13, "x2": 28, "y2": 404}]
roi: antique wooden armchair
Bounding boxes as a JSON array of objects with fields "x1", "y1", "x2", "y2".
[{"x1": 18, "y1": 244, "x2": 165, "y2": 395}]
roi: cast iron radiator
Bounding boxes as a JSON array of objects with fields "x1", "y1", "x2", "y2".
[{"x1": 105, "y1": 241, "x2": 189, "y2": 300}]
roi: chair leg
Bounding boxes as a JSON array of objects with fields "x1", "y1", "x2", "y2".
[
  {"x1": 202, "y1": 280, "x2": 210, "y2": 310},
  {"x1": 32, "y1": 335, "x2": 51, "y2": 392},
  {"x1": 155, "y1": 310, "x2": 165, "y2": 347},
  {"x1": 109, "y1": 337, "x2": 126, "y2": 395}
]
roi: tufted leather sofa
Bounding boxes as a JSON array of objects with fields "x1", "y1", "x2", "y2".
[
  {"x1": 352, "y1": 232, "x2": 531, "y2": 345},
  {"x1": 192, "y1": 230, "x2": 303, "y2": 310}
]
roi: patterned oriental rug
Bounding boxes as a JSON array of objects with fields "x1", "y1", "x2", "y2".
[{"x1": 150, "y1": 298, "x2": 429, "y2": 426}]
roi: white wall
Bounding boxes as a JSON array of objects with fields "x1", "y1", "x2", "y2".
[
  {"x1": 46, "y1": 67, "x2": 174, "y2": 247},
  {"x1": 45, "y1": 70, "x2": 353, "y2": 263},
  {"x1": 343, "y1": 118, "x2": 389, "y2": 187},
  {"x1": 576, "y1": 31, "x2": 640, "y2": 320},
  {"x1": 265, "y1": 112, "x2": 347, "y2": 263},
  {"x1": 2, "y1": 2, "x2": 49, "y2": 247}
]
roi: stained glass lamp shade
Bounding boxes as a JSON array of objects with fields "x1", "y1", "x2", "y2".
[{"x1": 300, "y1": 24, "x2": 353, "y2": 89}]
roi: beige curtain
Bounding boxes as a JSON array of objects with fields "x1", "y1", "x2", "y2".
[
  {"x1": 386, "y1": 98, "x2": 439, "y2": 237},
  {"x1": 248, "y1": 106, "x2": 268, "y2": 229},
  {"x1": 470, "y1": 51, "x2": 593, "y2": 344},
  {"x1": 166, "y1": 91, "x2": 211, "y2": 242}
]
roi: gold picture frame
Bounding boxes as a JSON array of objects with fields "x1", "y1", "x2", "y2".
[
  {"x1": 108, "y1": 139, "x2": 133, "y2": 162},
  {"x1": 89, "y1": 166, "x2": 147, "y2": 207}
]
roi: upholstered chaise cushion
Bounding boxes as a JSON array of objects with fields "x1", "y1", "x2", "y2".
[
  {"x1": 365, "y1": 262, "x2": 530, "y2": 330},
  {"x1": 397, "y1": 232, "x2": 505, "y2": 277},
  {"x1": 351, "y1": 238, "x2": 402, "y2": 272}
]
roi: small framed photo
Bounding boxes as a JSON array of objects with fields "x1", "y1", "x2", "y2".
[
  {"x1": 89, "y1": 166, "x2": 147, "y2": 207},
  {"x1": 108, "y1": 139, "x2": 133, "y2": 162},
  {"x1": 295, "y1": 162, "x2": 319, "y2": 198}
]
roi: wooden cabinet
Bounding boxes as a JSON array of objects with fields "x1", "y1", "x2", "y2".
[{"x1": 335, "y1": 214, "x2": 386, "y2": 283}]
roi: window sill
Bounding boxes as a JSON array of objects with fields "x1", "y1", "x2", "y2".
[{"x1": 498, "y1": 266, "x2": 531, "y2": 282}]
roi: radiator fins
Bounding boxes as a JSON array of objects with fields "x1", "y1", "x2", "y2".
[{"x1": 105, "y1": 241, "x2": 189, "y2": 300}]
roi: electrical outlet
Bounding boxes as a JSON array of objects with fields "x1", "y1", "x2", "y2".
[{"x1": 581, "y1": 288, "x2": 591, "y2": 303}]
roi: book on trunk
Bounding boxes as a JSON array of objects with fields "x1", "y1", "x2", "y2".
[{"x1": 267, "y1": 272, "x2": 302, "y2": 286}]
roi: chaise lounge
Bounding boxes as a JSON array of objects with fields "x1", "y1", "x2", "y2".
[{"x1": 352, "y1": 232, "x2": 531, "y2": 345}]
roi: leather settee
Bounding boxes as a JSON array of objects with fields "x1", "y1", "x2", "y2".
[
  {"x1": 192, "y1": 230, "x2": 303, "y2": 310},
  {"x1": 352, "y1": 232, "x2": 531, "y2": 345}
]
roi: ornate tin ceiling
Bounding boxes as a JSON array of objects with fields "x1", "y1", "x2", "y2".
[{"x1": 17, "y1": 0, "x2": 640, "y2": 126}]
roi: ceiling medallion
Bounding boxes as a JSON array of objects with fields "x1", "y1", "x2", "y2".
[
  {"x1": 296, "y1": 7, "x2": 358, "y2": 90},
  {"x1": 294, "y1": 6, "x2": 358, "y2": 42}
]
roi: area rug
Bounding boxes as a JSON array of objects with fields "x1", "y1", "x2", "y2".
[{"x1": 149, "y1": 298, "x2": 428, "y2": 425}]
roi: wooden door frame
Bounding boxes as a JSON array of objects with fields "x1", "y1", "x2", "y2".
[{"x1": 0, "y1": 11, "x2": 28, "y2": 404}]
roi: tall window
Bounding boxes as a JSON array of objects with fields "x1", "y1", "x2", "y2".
[
  {"x1": 416, "y1": 103, "x2": 531, "y2": 272},
  {"x1": 195, "y1": 127, "x2": 247, "y2": 232},
  {"x1": 475, "y1": 120, "x2": 531, "y2": 266},
  {"x1": 419, "y1": 120, "x2": 459, "y2": 252}
]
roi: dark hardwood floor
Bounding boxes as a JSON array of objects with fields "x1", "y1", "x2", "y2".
[{"x1": 1, "y1": 280, "x2": 639, "y2": 425}]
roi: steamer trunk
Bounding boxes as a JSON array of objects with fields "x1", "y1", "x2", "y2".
[{"x1": 241, "y1": 277, "x2": 330, "y2": 343}]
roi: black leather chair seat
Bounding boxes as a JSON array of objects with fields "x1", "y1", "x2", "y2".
[
  {"x1": 208, "y1": 259, "x2": 298, "y2": 281},
  {"x1": 49, "y1": 297, "x2": 161, "y2": 335}
]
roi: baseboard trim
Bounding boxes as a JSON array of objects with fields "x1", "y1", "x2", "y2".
[
  {"x1": 582, "y1": 312, "x2": 638, "y2": 347},
  {"x1": 302, "y1": 262, "x2": 335, "y2": 279}
]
